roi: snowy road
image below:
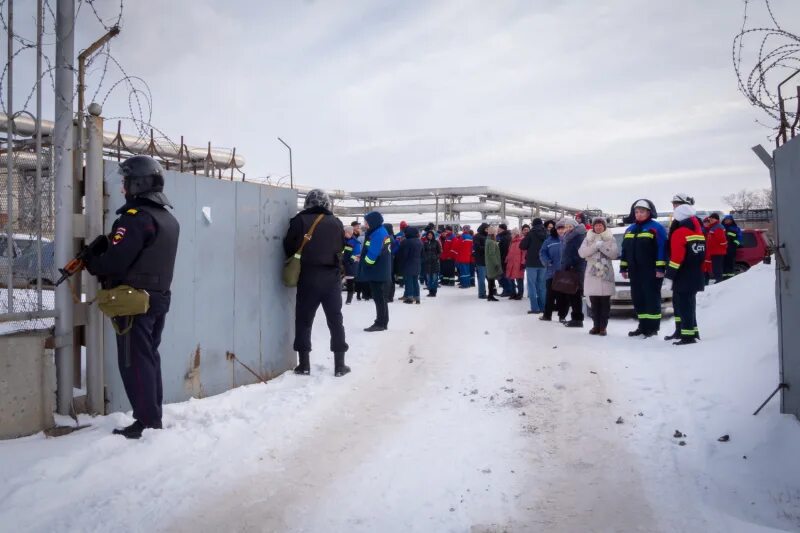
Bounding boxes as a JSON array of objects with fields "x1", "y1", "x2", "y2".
[
  {"x1": 174, "y1": 289, "x2": 660, "y2": 532},
  {"x1": 2, "y1": 264, "x2": 799, "y2": 532}
]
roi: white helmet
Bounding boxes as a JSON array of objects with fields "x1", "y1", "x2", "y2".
[{"x1": 672, "y1": 193, "x2": 694, "y2": 206}]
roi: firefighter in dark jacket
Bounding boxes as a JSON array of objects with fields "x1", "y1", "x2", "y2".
[
  {"x1": 283, "y1": 189, "x2": 350, "y2": 377},
  {"x1": 358, "y1": 211, "x2": 393, "y2": 331},
  {"x1": 664, "y1": 204, "x2": 706, "y2": 345},
  {"x1": 619, "y1": 199, "x2": 668, "y2": 338},
  {"x1": 722, "y1": 214, "x2": 743, "y2": 280},
  {"x1": 85, "y1": 155, "x2": 179, "y2": 439}
]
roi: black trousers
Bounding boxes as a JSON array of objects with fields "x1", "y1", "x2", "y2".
[
  {"x1": 630, "y1": 274, "x2": 663, "y2": 333},
  {"x1": 440, "y1": 259, "x2": 456, "y2": 285},
  {"x1": 543, "y1": 278, "x2": 569, "y2": 320},
  {"x1": 369, "y1": 281, "x2": 389, "y2": 328},
  {"x1": 488, "y1": 277, "x2": 497, "y2": 298},
  {"x1": 356, "y1": 281, "x2": 371, "y2": 300},
  {"x1": 567, "y1": 287, "x2": 585, "y2": 322},
  {"x1": 711, "y1": 255, "x2": 724, "y2": 283},
  {"x1": 114, "y1": 290, "x2": 170, "y2": 428},
  {"x1": 723, "y1": 252, "x2": 736, "y2": 279},
  {"x1": 294, "y1": 266, "x2": 348, "y2": 353},
  {"x1": 589, "y1": 296, "x2": 611, "y2": 330},
  {"x1": 345, "y1": 278, "x2": 355, "y2": 303},
  {"x1": 672, "y1": 290, "x2": 698, "y2": 339}
]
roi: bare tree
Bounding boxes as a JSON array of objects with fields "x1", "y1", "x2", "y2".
[
  {"x1": 723, "y1": 188, "x2": 773, "y2": 211},
  {"x1": 758, "y1": 188, "x2": 774, "y2": 210}
]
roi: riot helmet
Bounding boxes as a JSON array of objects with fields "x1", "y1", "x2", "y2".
[{"x1": 119, "y1": 155, "x2": 172, "y2": 207}]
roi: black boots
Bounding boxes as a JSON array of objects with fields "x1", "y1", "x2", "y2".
[
  {"x1": 294, "y1": 351, "x2": 311, "y2": 375},
  {"x1": 564, "y1": 320, "x2": 583, "y2": 328},
  {"x1": 295, "y1": 351, "x2": 351, "y2": 376},
  {"x1": 664, "y1": 331, "x2": 681, "y2": 341},
  {"x1": 334, "y1": 352, "x2": 351, "y2": 377},
  {"x1": 364, "y1": 324, "x2": 386, "y2": 332},
  {"x1": 113, "y1": 420, "x2": 145, "y2": 439}
]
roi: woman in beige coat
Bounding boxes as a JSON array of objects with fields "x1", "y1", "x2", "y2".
[{"x1": 578, "y1": 217, "x2": 619, "y2": 335}]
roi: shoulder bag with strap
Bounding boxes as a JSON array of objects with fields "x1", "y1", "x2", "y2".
[{"x1": 282, "y1": 214, "x2": 325, "y2": 287}]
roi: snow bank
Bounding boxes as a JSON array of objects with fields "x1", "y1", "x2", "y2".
[{"x1": 604, "y1": 263, "x2": 800, "y2": 531}]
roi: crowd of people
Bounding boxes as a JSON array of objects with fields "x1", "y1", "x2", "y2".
[{"x1": 284, "y1": 190, "x2": 747, "y2": 377}]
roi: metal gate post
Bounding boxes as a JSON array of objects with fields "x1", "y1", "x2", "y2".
[{"x1": 85, "y1": 107, "x2": 105, "y2": 414}]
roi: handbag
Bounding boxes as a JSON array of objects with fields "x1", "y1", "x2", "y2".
[
  {"x1": 552, "y1": 270, "x2": 581, "y2": 295},
  {"x1": 282, "y1": 214, "x2": 325, "y2": 287},
  {"x1": 97, "y1": 285, "x2": 150, "y2": 335}
]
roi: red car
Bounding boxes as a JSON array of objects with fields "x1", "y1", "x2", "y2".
[{"x1": 735, "y1": 229, "x2": 772, "y2": 272}]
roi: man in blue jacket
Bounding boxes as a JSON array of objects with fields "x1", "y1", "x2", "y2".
[
  {"x1": 722, "y1": 214, "x2": 743, "y2": 280},
  {"x1": 620, "y1": 199, "x2": 668, "y2": 338},
  {"x1": 358, "y1": 211, "x2": 393, "y2": 331}
]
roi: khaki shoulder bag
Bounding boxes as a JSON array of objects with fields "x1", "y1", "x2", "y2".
[
  {"x1": 282, "y1": 214, "x2": 325, "y2": 287},
  {"x1": 97, "y1": 284, "x2": 150, "y2": 335}
]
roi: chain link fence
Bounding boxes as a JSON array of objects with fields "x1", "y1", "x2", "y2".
[{"x1": 0, "y1": 144, "x2": 56, "y2": 334}]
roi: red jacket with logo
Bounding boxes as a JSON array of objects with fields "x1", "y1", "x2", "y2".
[{"x1": 706, "y1": 223, "x2": 727, "y2": 257}]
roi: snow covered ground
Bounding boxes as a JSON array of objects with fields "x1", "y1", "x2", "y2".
[{"x1": 1, "y1": 263, "x2": 799, "y2": 532}]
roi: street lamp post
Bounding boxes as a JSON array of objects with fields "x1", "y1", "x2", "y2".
[{"x1": 277, "y1": 137, "x2": 293, "y2": 189}]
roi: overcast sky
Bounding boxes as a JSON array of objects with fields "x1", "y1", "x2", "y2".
[{"x1": 5, "y1": 0, "x2": 800, "y2": 213}]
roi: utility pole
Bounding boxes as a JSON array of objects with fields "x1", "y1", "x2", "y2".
[
  {"x1": 54, "y1": 0, "x2": 75, "y2": 416},
  {"x1": 5, "y1": 0, "x2": 14, "y2": 309},
  {"x1": 277, "y1": 137, "x2": 293, "y2": 189}
]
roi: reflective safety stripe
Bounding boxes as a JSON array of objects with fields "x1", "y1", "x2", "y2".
[
  {"x1": 655, "y1": 260, "x2": 666, "y2": 266},
  {"x1": 637, "y1": 233, "x2": 654, "y2": 238},
  {"x1": 668, "y1": 261, "x2": 680, "y2": 269},
  {"x1": 384, "y1": 237, "x2": 392, "y2": 244},
  {"x1": 734, "y1": 240, "x2": 740, "y2": 246},
  {"x1": 365, "y1": 241, "x2": 371, "y2": 246},
  {"x1": 727, "y1": 231, "x2": 737, "y2": 237},
  {"x1": 638, "y1": 313, "x2": 662, "y2": 320},
  {"x1": 686, "y1": 235, "x2": 706, "y2": 242},
  {"x1": 620, "y1": 261, "x2": 628, "y2": 267},
  {"x1": 126, "y1": 208, "x2": 138, "y2": 215},
  {"x1": 675, "y1": 316, "x2": 682, "y2": 323},
  {"x1": 294, "y1": 254, "x2": 301, "y2": 259},
  {"x1": 681, "y1": 329, "x2": 697, "y2": 336},
  {"x1": 343, "y1": 246, "x2": 353, "y2": 252},
  {"x1": 624, "y1": 233, "x2": 635, "y2": 239},
  {"x1": 364, "y1": 257, "x2": 376, "y2": 265}
]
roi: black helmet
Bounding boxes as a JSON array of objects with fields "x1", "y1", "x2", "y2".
[{"x1": 119, "y1": 155, "x2": 172, "y2": 207}]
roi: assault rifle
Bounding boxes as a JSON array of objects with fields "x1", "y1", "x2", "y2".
[{"x1": 54, "y1": 235, "x2": 108, "y2": 286}]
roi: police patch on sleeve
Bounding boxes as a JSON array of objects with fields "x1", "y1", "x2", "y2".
[{"x1": 112, "y1": 227, "x2": 127, "y2": 245}]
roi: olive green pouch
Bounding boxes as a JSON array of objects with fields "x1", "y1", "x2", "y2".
[{"x1": 97, "y1": 285, "x2": 150, "y2": 318}]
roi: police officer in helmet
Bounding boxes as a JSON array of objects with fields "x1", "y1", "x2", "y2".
[{"x1": 85, "y1": 155, "x2": 180, "y2": 439}]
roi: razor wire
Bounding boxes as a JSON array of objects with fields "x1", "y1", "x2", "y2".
[{"x1": 733, "y1": 0, "x2": 800, "y2": 133}]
